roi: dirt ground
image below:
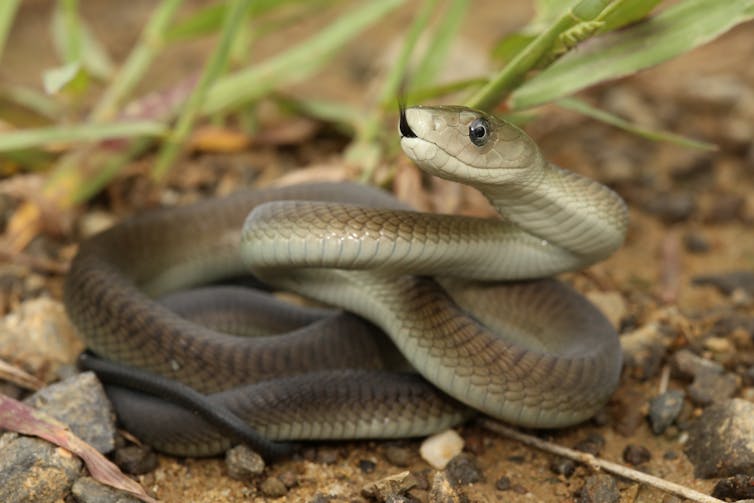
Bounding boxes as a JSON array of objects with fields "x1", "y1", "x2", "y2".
[{"x1": 2, "y1": 1, "x2": 754, "y2": 502}]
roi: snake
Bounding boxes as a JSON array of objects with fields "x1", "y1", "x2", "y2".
[{"x1": 65, "y1": 105, "x2": 628, "y2": 458}]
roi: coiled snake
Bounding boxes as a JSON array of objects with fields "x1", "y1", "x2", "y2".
[{"x1": 65, "y1": 106, "x2": 628, "y2": 457}]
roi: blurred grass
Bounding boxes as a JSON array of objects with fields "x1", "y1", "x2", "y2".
[{"x1": 0, "y1": 0, "x2": 751, "y2": 206}]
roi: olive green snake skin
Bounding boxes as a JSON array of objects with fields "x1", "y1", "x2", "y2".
[{"x1": 65, "y1": 106, "x2": 628, "y2": 457}]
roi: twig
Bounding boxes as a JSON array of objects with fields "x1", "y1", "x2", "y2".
[
  {"x1": 0, "y1": 358, "x2": 44, "y2": 391},
  {"x1": 659, "y1": 231, "x2": 681, "y2": 305},
  {"x1": 480, "y1": 419, "x2": 723, "y2": 503},
  {"x1": 0, "y1": 246, "x2": 69, "y2": 275}
]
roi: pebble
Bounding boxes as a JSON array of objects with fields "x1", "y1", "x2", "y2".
[
  {"x1": 620, "y1": 323, "x2": 669, "y2": 381},
  {"x1": 384, "y1": 445, "x2": 412, "y2": 467},
  {"x1": 71, "y1": 476, "x2": 141, "y2": 503},
  {"x1": 0, "y1": 297, "x2": 84, "y2": 382},
  {"x1": 78, "y1": 210, "x2": 117, "y2": 239},
  {"x1": 642, "y1": 191, "x2": 696, "y2": 223},
  {"x1": 277, "y1": 470, "x2": 298, "y2": 488},
  {"x1": 703, "y1": 336, "x2": 735, "y2": 353},
  {"x1": 711, "y1": 474, "x2": 754, "y2": 500},
  {"x1": 361, "y1": 471, "x2": 417, "y2": 501},
  {"x1": 419, "y1": 429, "x2": 464, "y2": 469},
  {"x1": 648, "y1": 390, "x2": 685, "y2": 435},
  {"x1": 358, "y1": 459, "x2": 377, "y2": 474},
  {"x1": 429, "y1": 471, "x2": 462, "y2": 503},
  {"x1": 259, "y1": 476, "x2": 288, "y2": 498},
  {"x1": 24, "y1": 371, "x2": 117, "y2": 454},
  {"x1": 225, "y1": 444, "x2": 265, "y2": 481},
  {"x1": 444, "y1": 453, "x2": 483, "y2": 486},
  {"x1": 693, "y1": 270, "x2": 754, "y2": 297},
  {"x1": 316, "y1": 448, "x2": 339, "y2": 465},
  {"x1": 494, "y1": 476, "x2": 511, "y2": 490},
  {"x1": 663, "y1": 450, "x2": 678, "y2": 460},
  {"x1": 113, "y1": 445, "x2": 157, "y2": 475},
  {"x1": 671, "y1": 348, "x2": 723, "y2": 379},
  {"x1": 682, "y1": 232, "x2": 710, "y2": 253},
  {"x1": 684, "y1": 399, "x2": 754, "y2": 477},
  {"x1": 573, "y1": 432, "x2": 605, "y2": 456},
  {"x1": 622, "y1": 444, "x2": 651, "y2": 466},
  {"x1": 688, "y1": 370, "x2": 738, "y2": 406},
  {"x1": 0, "y1": 434, "x2": 83, "y2": 502},
  {"x1": 578, "y1": 474, "x2": 619, "y2": 503},
  {"x1": 549, "y1": 458, "x2": 576, "y2": 478}
]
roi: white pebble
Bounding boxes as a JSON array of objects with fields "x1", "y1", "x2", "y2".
[{"x1": 420, "y1": 429, "x2": 464, "y2": 469}]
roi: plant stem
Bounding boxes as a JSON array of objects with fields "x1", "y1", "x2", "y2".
[
  {"x1": 465, "y1": 0, "x2": 610, "y2": 111},
  {"x1": 91, "y1": 0, "x2": 185, "y2": 122},
  {"x1": 0, "y1": 0, "x2": 21, "y2": 62},
  {"x1": 152, "y1": 0, "x2": 251, "y2": 180}
]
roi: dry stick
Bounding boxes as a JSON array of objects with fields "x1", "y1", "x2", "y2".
[{"x1": 480, "y1": 419, "x2": 723, "y2": 503}]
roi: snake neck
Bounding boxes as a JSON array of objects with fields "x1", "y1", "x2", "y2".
[{"x1": 480, "y1": 160, "x2": 628, "y2": 263}]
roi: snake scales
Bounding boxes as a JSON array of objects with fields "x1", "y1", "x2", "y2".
[{"x1": 65, "y1": 106, "x2": 628, "y2": 457}]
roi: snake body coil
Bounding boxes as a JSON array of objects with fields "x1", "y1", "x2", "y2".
[{"x1": 65, "y1": 106, "x2": 628, "y2": 456}]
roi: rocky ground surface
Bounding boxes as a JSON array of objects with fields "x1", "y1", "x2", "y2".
[{"x1": 1, "y1": 1, "x2": 754, "y2": 502}]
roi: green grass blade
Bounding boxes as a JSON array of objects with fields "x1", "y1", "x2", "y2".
[
  {"x1": 0, "y1": 0, "x2": 21, "y2": 61},
  {"x1": 91, "y1": 0, "x2": 185, "y2": 122},
  {"x1": 556, "y1": 97, "x2": 717, "y2": 151},
  {"x1": 510, "y1": 0, "x2": 754, "y2": 110},
  {"x1": 152, "y1": 0, "x2": 253, "y2": 180},
  {"x1": 0, "y1": 121, "x2": 165, "y2": 152},
  {"x1": 411, "y1": 0, "x2": 469, "y2": 91},
  {"x1": 203, "y1": 0, "x2": 405, "y2": 115},
  {"x1": 465, "y1": 0, "x2": 610, "y2": 111}
]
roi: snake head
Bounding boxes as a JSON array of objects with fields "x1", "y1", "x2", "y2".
[{"x1": 399, "y1": 106, "x2": 544, "y2": 184}]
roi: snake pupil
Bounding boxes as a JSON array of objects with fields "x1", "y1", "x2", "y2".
[{"x1": 469, "y1": 118, "x2": 489, "y2": 146}]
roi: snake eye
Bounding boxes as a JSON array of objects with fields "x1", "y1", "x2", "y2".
[{"x1": 468, "y1": 118, "x2": 490, "y2": 147}]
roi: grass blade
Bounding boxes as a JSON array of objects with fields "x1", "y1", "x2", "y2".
[
  {"x1": 465, "y1": 0, "x2": 611, "y2": 111},
  {"x1": 0, "y1": 0, "x2": 21, "y2": 61},
  {"x1": 0, "y1": 121, "x2": 165, "y2": 152},
  {"x1": 203, "y1": 0, "x2": 405, "y2": 115},
  {"x1": 510, "y1": 0, "x2": 754, "y2": 109},
  {"x1": 152, "y1": 0, "x2": 253, "y2": 179},
  {"x1": 556, "y1": 96, "x2": 717, "y2": 151}
]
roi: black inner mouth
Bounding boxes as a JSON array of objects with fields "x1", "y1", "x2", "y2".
[{"x1": 399, "y1": 106, "x2": 417, "y2": 138}]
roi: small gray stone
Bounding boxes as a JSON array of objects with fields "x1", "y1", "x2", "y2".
[
  {"x1": 358, "y1": 459, "x2": 377, "y2": 474},
  {"x1": 494, "y1": 475, "x2": 511, "y2": 490},
  {"x1": 693, "y1": 271, "x2": 754, "y2": 297},
  {"x1": 259, "y1": 476, "x2": 288, "y2": 498},
  {"x1": 429, "y1": 471, "x2": 462, "y2": 503},
  {"x1": 648, "y1": 390, "x2": 685, "y2": 435},
  {"x1": 711, "y1": 474, "x2": 754, "y2": 500},
  {"x1": 444, "y1": 453, "x2": 483, "y2": 486},
  {"x1": 672, "y1": 349, "x2": 723, "y2": 379},
  {"x1": 225, "y1": 444, "x2": 265, "y2": 481},
  {"x1": 622, "y1": 444, "x2": 651, "y2": 466},
  {"x1": 113, "y1": 445, "x2": 157, "y2": 475},
  {"x1": 687, "y1": 370, "x2": 738, "y2": 406},
  {"x1": 573, "y1": 433, "x2": 605, "y2": 456},
  {"x1": 72, "y1": 476, "x2": 141, "y2": 503},
  {"x1": 683, "y1": 232, "x2": 710, "y2": 253},
  {"x1": 0, "y1": 434, "x2": 82, "y2": 502},
  {"x1": 549, "y1": 457, "x2": 576, "y2": 478},
  {"x1": 579, "y1": 474, "x2": 619, "y2": 503},
  {"x1": 643, "y1": 191, "x2": 696, "y2": 223},
  {"x1": 684, "y1": 399, "x2": 754, "y2": 478},
  {"x1": 24, "y1": 372, "x2": 116, "y2": 453},
  {"x1": 0, "y1": 298, "x2": 84, "y2": 382},
  {"x1": 384, "y1": 445, "x2": 412, "y2": 467},
  {"x1": 361, "y1": 471, "x2": 417, "y2": 501}
]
